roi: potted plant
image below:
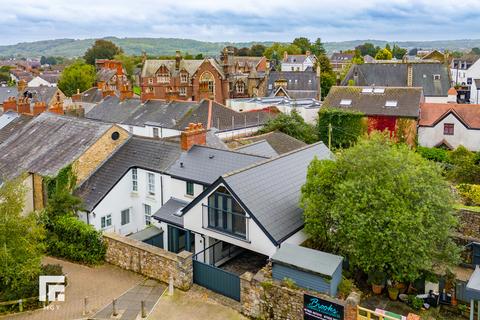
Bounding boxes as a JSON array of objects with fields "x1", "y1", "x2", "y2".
[
  {"x1": 369, "y1": 271, "x2": 386, "y2": 294},
  {"x1": 388, "y1": 280, "x2": 400, "y2": 301}
]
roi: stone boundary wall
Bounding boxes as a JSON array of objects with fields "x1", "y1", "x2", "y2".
[
  {"x1": 240, "y1": 268, "x2": 360, "y2": 320},
  {"x1": 457, "y1": 209, "x2": 480, "y2": 240},
  {"x1": 103, "y1": 233, "x2": 193, "y2": 290}
]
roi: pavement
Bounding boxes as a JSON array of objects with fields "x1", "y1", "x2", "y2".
[
  {"x1": 92, "y1": 279, "x2": 165, "y2": 320},
  {"x1": 1, "y1": 257, "x2": 143, "y2": 320}
]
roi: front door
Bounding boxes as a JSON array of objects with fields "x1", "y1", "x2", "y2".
[{"x1": 167, "y1": 225, "x2": 194, "y2": 253}]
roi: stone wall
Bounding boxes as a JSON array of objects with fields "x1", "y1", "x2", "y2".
[
  {"x1": 240, "y1": 268, "x2": 360, "y2": 320},
  {"x1": 103, "y1": 233, "x2": 193, "y2": 290}
]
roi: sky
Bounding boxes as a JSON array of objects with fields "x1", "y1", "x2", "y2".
[{"x1": 1, "y1": 0, "x2": 480, "y2": 45}]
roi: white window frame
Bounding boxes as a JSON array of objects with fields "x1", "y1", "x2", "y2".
[
  {"x1": 121, "y1": 209, "x2": 130, "y2": 226},
  {"x1": 101, "y1": 214, "x2": 112, "y2": 229},
  {"x1": 147, "y1": 172, "x2": 155, "y2": 195},
  {"x1": 144, "y1": 204, "x2": 152, "y2": 225},
  {"x1": 148, "y1": 78, "x2": 153, "y2": 84},
  {"x1": 179, "y1": 87, "x2": 187, "y2": 96},
  {"x1": 157, "y1": 73, "x2": 170, "y2": 83},
  {"x1": 131, "y1": 168, "x2": 138, "y2": 192},
  {"x1": 180, "y1": 73, "x2": 188, "y2": 83}
]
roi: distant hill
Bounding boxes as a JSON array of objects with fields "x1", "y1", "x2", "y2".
[{"x1": 1, "y1": 37, "x2": 480, "y2": 58}]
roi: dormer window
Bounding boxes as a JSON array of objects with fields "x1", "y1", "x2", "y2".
[{"x1": 180, "y1": 73, "x2": 188, "y2": 83}]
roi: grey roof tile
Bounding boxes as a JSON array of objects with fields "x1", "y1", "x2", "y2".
[
  {"x1": 234, "y1": 131, "x2": 307, "y2": 155},
  {"x1": 223, "y1": 142, "x2": 333, "y2": 243},
  {"x1": 86, "y1": 96, "x2": 142, "y2": 123},
  {"x1": 124, "y1": 100, "x2": 195, "y2": 128},
  {"x1": 267, "y1": 71, "x2": 318, "y2": 98},
  {"x1": 152, "y1": 197, "x2": 189, "y2": 228},
  {"x1": 235, "y1": 140, "x2": 278, "y2": 158}
]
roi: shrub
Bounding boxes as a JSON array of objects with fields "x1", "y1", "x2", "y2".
[
  {"x1": 46, "y1": 215, "x2": 106, "y2": 265},
  {"x1": 282, "y1": 277, "x2": 297, "y2": 289},
  {"x1": 408, "y1": 295, "x2": 424, "y2": 310},
  {"x1": 259, "y1": 110, "x2": 318, "y2": 144},
  {"x1": 417, "y1": 146, "x2": 449, "y2": 163},
  {"x1": 337, "y1": 277, "x2": 355, "y2": 299},
  {"x1": 457, "y1": 184, "x2": 480, "y2": 206},
  {"x1": 448, "y1": 146, "x2": 480, "y2": 184}
]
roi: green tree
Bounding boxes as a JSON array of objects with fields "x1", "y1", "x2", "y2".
[
  {"x1": 355, "y1": 42, "x2": 377, "y2": 57},
  {"x1": 448, "y1": 146, "x2": 480, "y2": 184},
  {"x1": 375, "y1": 48, "x2": 393, "y2": 60},
  {"x1": 320, "y1": 71, "x2": 336, "y2": 100},
  {"x1": 83, "y1": 39, "x2": 123, "y2": 65},
  {"x1": 471, "y1": 47, "x2": 480, "y2": 55},
  {"x1": 301, "y1": 134, "x2": 459, "y2": 282},
  {"x1": 317, "y1": 108, "x2": 365, "y2": 149},
  {"x1": 250, "y1": 44, "x2": 266, "y2": 56},
  {"x1": 408, "y1": 48, "x2": 418, "y2": 56},
  {"x1": 194, "y1": 53, "x2": 204, "y2": 59},
  {"x1": 311, "y1": 38, "x2": 327, "y2": 56},
  {"x1": 58, "y1": 61, "x2": 96, "y2": 96},
  {"x1": 392, "y1": 44, "x2": 407, "y2": 59},
  {"x1": 292, "y1": 37, "x2": 312, "y2": 54},
  {"x1": 259, "y1": 110, "x2": 318, "y2": 144},
  {"x1": 263, "y1": 42, "x2": 301, "y2": 60},
  {"x1": 0, "y1": 177, "x2": 45, "y2": 299},
  {"x1": 237, "y1": 47, "x2": 250, "y2": 56}
]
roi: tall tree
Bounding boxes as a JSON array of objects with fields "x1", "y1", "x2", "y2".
[
  {"x1": 311, "y1": 38, "x2": 326, "y2": 56},
  {"x1": 237, "y1": 47, "x2": 250, "y2": 56},
  {"x1": 375, "y1": 48, "x2": 393, "y2": 60},
  {"x1": 258, "y1": 110, "x2": 318, "y2": 144},
  {"x1": 301, "y1": 134, "x2": 459, "y2": 282},
  {"x1": 58, "y1": 61, "x2": 96, "y2": 96},
  {"x1": 293, "y1": 37, "x2": 312, "y2": 54},
  {"x1": 250, "y1": 44, "x2": 266, "y2": 56},
  {"x1": 355, "y1": 42, "x2": 377, "y2": 57},
  {"x1": 392, "y1": 44, "x2": 407, "y2": 59},
  {"x1": 0, "y1": 177, "x2": 45, "y2": 299},
  {"x1": 263, "y1": 42, "x2": 301, "y2": 60},
  {"x1": 84, "y1": 39, "x2": 123, "y2": 65}
]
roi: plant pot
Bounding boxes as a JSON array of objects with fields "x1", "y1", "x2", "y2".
[
  {"x1": 395, "y1": 282, "x2": 407, "y2": 294},
  {"x1": 372, "y1": 283, "x2": 384, "y2": 294},
  {"x1": 388, "y1": 287, "x2": 399, "y2": 301}
]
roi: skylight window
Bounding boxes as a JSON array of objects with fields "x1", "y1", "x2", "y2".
[
  {"x1": 340, "y1": 99, "x2": 352, "y2": 106},
  {"x1": 385, "y1": 100, "x2": 398, "y2": 108},
  {"x1": 373, "y1": 88, "x2": 385, "y2": 94},
  {"x1": 361, "y1": 88, "x2": 373, "y2": 94}
]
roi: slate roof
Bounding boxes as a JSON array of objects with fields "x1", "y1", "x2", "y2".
[
  {"x1": 142, "y1": 58, "x2": 224, "y2": 78},
  {"x1": 221, "y1": 142, "x2": 333, "y2": 244},
  {"x1": 271, "y1": 243, "x2": 343, "y2": 277},
  {"x1": 323, "y1": 86, "x2": 423, "y2": 118},
  {"x1": 39, "y1": 73, "x2": 60, "y2": 84},
  {"x1": 128, "y1": 225, "x2": 163, "y2": 241},
  {"x1": 267, "y1": 71, "x2": 318, "y2": 99},
  {"x1": 0, "y1": 87, "x2": 18, "y2": 104},
  {"x1": 0, "y1": 111, "x2": 19, "y2": 130},
  {"x1": 166, "y1": 145, "x2": 266, "y2": 185},
  {"x1": 85, "y1": 96, "x2": 142, "y2": 123},
  {"x1": 124, "y1": 100, "x2": 196, "y2": 128},
  {"x1": 97, "y1": 69, "x2": 117, "y2": 82},
  {"x1": 419, "y1": 103, "x2": 480, "y2": 129},
  {"x1": 75, "y1": 136, "x2": 182, "y2": 212},
  {"x1": 235, "y1": 140, "x2": 279, "y2": 158},
  {"x1": 341, "y1": 62, "x2": 451, "y2": 97},
  {"x1": 0, "y1": 113, "x2": 33, "y2": 144},
  {"x1": 283, "y1": 54, "x2": 310, "y2": 64},
  {"x1": 153, "y1": 197, "x2": 189, "y2": 228},
  {"x1": 174, "y1": 100, "x2": 277, "y2": 132},
  {"x1": 0, "y1": 113, "x2": 115, "y2": 180},
  {"x1": 330, "y1": 52, "x2": 354, "y2": 61},
  {"x1": 79, "y1": 87, "x2": 104, "y2": 104},
  {"x1": 22, "y1": 86, "x2": 58, "y2": 103},
  {"x1": 234, "y1": 131, "x2": 307, "y2": 155}
]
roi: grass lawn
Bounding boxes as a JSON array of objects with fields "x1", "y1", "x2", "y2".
[{"x1": 454, "y1": 203, "x2": 480, "y2": 213}]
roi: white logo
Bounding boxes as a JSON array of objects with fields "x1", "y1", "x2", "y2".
[{"x1": 39, "y1": 276, "x2": 65, "y2": 302}]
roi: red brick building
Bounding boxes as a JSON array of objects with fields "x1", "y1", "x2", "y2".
[
  {"x1": 95, "y1": 59, "x2": 132, "y2": 100},
  {"x1": 140, "y1": 48, "x2": 267, "y2": 104}
]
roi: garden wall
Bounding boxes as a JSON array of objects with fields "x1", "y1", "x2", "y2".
[
  {"x1": 103, "y1": 233, "x2": 193, "y2": 290},
  {"x1": 457, "y1": 209, "x2": 480, "y2": 240},
  {"x1": 240, "y1": 267, "x2": 360, "y2": 320}
]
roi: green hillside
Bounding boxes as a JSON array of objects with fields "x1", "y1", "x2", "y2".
[{"x1": 1, "y1": 37, "x2": 479, "y2": 58}]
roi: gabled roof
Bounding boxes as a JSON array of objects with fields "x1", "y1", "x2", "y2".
[
  {"x1": 0, "y1": 87, "x2": 18, "y2": 104},
  {"x1": 78, "y1": 87, "x2": 104, "y2": 104},
  {"x1": 22, "y1": 86, "x2": 59, "y2": 103},
  {"x1": 152, "y1": 197, "x2": 188, "y2": 228},
  {"x1": 330, "y1": 52, "x2": 354, "y2": 61},
  {"x1": 235, "y1": 140, "x2": 279, "y2": 158},
  {"x1": 267, "y1": 71, "x2": 318, "y2": 99},
  {"x1": 234, "y1": 131, "x2": 307, "y2": 155},
  {"x1": 166, "y1": 145, "x2": 266, "y2": 185},
  {"x1": 0, "y1": 112, "x2": 33, "y2": 144},
  {"x1": 0, "y1": 113, "x2": 117, "y2": 180},
  {"x1": 182, "y1": 142, "x2": 333, "y2": 245},
  {"x1": 341, "y1": 62, "x2": 450, "y2": 97},
  {"x1": 174, "y1": 100, "x2": 277, "y2": 132},
  {"x1": 97, "y1": 69, "x2": 117, "y2": 82},
  {"x1": 125, "y1": 100, "x2": 196, "y2": 128},
  {"x1": 75, "y1": 136, "x2": 182, "y2": 212},
  {"x1": 323, "y1": 86, "x2": 423, "y2": 118},
  {"x1": 142, "y1": 58, "x2": 225, "y2": 78},
  {"x1": 419, "y1": 103, "x2": 480, "y2": 129},
  {"x1": 283, "y1": 54, "x2": 316, "y2": 64},
  {"x1": 85, "y1": 96, "x2": 143, "y2": 124}
]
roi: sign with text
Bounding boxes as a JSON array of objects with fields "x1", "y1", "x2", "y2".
[{"x1": 303, "y1": 294, "x2": 344, "y2": 320}]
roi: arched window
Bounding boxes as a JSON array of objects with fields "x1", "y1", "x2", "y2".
[
  {"x1": 235, "y1": 81, "x2": 245, "y2": 94},
  {"x1": 200, "y1": 72, "x2": 215, "y2": 94}
]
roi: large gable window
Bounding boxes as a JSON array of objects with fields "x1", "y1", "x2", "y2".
[
  {"x1": 205, "y1": 186, "x2": 247, "y2": 239},
  {"x1": 200, "y1": 72, "x2": 215, "y2": 94}
]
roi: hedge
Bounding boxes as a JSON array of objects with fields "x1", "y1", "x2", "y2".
[
  {"x1": 46, "y1": 215, "x2": 106, "y2": 265},
  {"x1": 416, "y1": 146, "x2": 450, "y2": 163}
]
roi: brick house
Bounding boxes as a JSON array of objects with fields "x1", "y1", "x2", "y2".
[
  {"x1": 140, "y1": 48, "x2": 268, "y2": 104},
  {"x1": 95, "y1": 59, "x2": 133, "y2": 100}
]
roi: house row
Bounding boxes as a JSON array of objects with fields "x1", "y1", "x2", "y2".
[
  {"x1": 323, "y1": 85, "x2": 480, "y2": 151},
  {"x1": 451, "y1": 54, "x2": 480, "y2": 103}
]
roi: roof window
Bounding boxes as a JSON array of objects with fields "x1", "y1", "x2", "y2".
[
  {"x1": 340, "y1": 99, "x2": 352, "y2": 106},
  {"x1": 373, "y1": 88, "x2": 385, "y2": 94},
  {"x1": 362, "y1": 88, "x2": 373, "y2": 94},
  {"x1": 385, "y1": 100, "x2": 398, "y2": 108}
]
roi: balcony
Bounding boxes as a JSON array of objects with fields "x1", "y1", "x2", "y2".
[{"x1": 202, "y1": 204, "x2": 249, "y2": 241}]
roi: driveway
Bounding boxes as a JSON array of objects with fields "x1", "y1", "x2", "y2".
[{"x1": 2, "y1": 257, "x2": 143, "y2": 320}]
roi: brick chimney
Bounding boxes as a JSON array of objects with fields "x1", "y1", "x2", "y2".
[
  {"x1": 175, "y1": 51, "x2": 182, "y2": 71},
  {"x1": 17, "y1": 97, "x2": 31, "y2": 114},
  {"x1": 2, "y1": 97, "x2": 17, "y2": 112},
  {"x1": 181, "y1": 123, "x2": 206, "y2": 151},
  {"x1": 120, "y1": 84, "x2": 133, "y2": 101},
  {"x1": 32, "y1": 101, "x2": 47, "y2": 115},
  {"x1": 49, "y1": 92, "x2": 64, "y2": 115},
  {"x1": 17, "y1": 79, "x2": 27, "y2": 93},
  {"x1": 102, "y1": 88, "x2": 115, "y2": 98},
  {"x1": 72, "y1": 89, "x2": 82, "y2": 103}
]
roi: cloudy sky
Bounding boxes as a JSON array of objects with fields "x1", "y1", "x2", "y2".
[{"x1": 1, "y1": 0, "x2": 479, "y2": 45}]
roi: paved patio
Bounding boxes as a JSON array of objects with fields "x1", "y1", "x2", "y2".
[
  {"x1": 220, "y1": 250, "x2": 268, "y2": 276},
  {"x1": 1, "y1": 257, "x2": 143, "y2": 320}
]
